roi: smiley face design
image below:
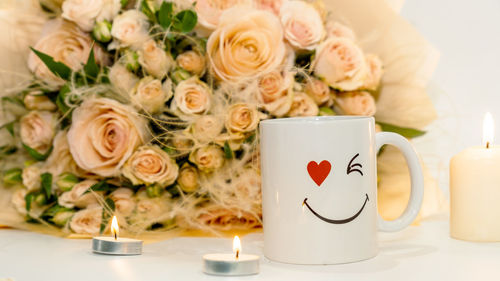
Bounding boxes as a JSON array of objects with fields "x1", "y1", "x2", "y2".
[{"x1": 303, "y1": 153, "x2": 369, "y2": 224}]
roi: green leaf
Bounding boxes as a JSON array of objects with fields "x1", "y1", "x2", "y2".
[
  {"x1": 120, "y1": 0, "x2": 128, "y2": 7},
  {"x1": 23, "y1": 143, "x2": 53, "y2": 161},
  {"x1": 223, "y1": 141, "x2": 233, "y2": 159},
  {"x1": 0, "y1": 145, "x2": 17, "y2": 158},
  {"x1": 3, "y1": 167, "x2": 22, "y2": 184},
  {"x1": 84, "y1": 180, "x2": 111, "y2": 194},
  {"x1": 83, "y1": 47, "x2": 99, "y2": 80},
  {"x1": 25, "y1": 193, "x2": 34, "y2": 212},
  {"x1": 158, "y1": 2, "x2": 173, "y2": 29},
  {"x1": 99, "y1": 198, "x2": 115, "y2": 234},
  {"x1": 56, "y1": 84, "x2": 72, "y2": 114},
  {"x1": 244, "y1": 133, "x2": 256, "y2": 144},
  {"x1": 173, "y1": 10, "x2": 197, "y2": 33},
  {"x1": 141, "y1": 0, "x2": 156, "y2": 22},
  {"x1": 377, "y1": 122, "x2": 426, "y2": 139},
  {"x1": 41, "y1": 173, "x2": 53, "y2": 200},
  {"x1": 30, "y1": 47, "x2": 71, "y2": 80},
  {"x1": 1, "y1": 96, "x2": 24, "y2": 107},
  {"x1": 41, "y1": 204, "x2": 72, "y2": 218},
  {"x1": 319, "y1": 107, "x2": 336, "y2": 116},
  {"x1": 0, "y1": 121, "x2": 15, "y2": 137},
  {"x1": 105, "y1": 197, "x2": 116, "y2": 211}
]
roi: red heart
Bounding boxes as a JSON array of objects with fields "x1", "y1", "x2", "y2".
[{"x1": 307, "y1": 160, "x2": 332, "y2": 186}]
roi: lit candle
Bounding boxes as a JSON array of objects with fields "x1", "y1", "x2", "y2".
[
  {"x1": 450, "y1": 112, "x2": 500, "y2": 241},
  {"x1": 92, "y1": 216, "x2": 143, "y2": 255},
  {"x1": 203, "y1": 236, "x2": 259, "y2": 276}
]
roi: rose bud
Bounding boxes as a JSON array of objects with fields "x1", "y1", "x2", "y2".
[
  {"x1": 53, "y1": 209, "x2": 75, "y2": 227},
  {"x1": 24, "y1": 91, "x2": 57, "y2": 111},
  {"x1": 171, "y1": 69, "x2": 192, "y2": 84},
  {"x1": 177, "y1": 164, "x2": 199, "y2": 193},
  {"x1": 3, "y1": 168, "x2": 22, "y2": 185},
  {"x1": 146, "y1": 184, "x2": 165, "y2": 198},
  {"x1": 56, "y1": 172, "x2": 80, "y2": 192},
  {"x1": 35, "y1": 193, "x2": 47, "y2": 206},
  {"x1": 123, "y1": 49, "x2": 140, "y2": 72},
  {"x1": 93, "y1": 20, "x2": 113, "y2": 43}
]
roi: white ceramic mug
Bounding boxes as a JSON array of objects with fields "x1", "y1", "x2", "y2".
[{"x1": 260, "y1": 116, "x2": 424, "y2": 264}]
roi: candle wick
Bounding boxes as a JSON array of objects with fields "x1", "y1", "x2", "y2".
[
  {"x1": 487, "y1": 141, "x2": 490, "y2": 149},
  {"x1": 236, "y1": 250, "x2": 239, "y2": 259},
  {"x1": 114, "y1": 232, "x2": 117, "y2": 241}
]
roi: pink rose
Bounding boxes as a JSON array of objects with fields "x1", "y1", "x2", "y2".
[
  {"x1": 207, "y1": 7, "x2": 286, "y2": 82},
  {"x1": 335, "y1": 91, "x2": 376, "y2": 116},
  {"x1": 279, "y1": 0, "x2": 325, "y2": 50},
  {"x1": 67, "y1": 97, "x2": 149, "y2": 177},
  {"x1": 312, "y1": 37, "x2": 367, "y2": 91}
]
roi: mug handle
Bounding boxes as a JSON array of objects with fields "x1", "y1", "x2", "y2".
[{"x1": 375, "y1": 132, "x2": 424, "y2": 232}]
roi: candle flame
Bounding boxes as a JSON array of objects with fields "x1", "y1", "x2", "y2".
[
  {"x1": 483, "y1": 112, "x2": 494, "y2": 148},
  {"x1": 233, "y1": 236, "x2": 241, "y2": 259},
  {"x1": 111, "y1": 216, "x2": 119, "y2": 240}
]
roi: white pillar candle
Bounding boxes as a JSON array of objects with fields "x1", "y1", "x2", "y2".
[
  {"x1": 92, "y1": 216, "x2": 143, "y2": 255},
  {"x1": 450, "y1": 113, "x2": 500, "y2": 241},
  {"x1": 203, "y1": 236, "x2": 259, "y2": 276}
]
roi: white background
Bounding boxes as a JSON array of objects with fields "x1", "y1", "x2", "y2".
[{"x1": 401, "y1": 0, "x2": 500, "y2": 195}]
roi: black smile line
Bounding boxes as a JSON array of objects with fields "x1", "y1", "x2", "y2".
[{"x1": 302, "y1": 194, "x2": 369, "y2": 224}]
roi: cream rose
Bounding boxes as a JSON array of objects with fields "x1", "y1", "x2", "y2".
[
  {"x1": 191, "y1": 115, "x2": 224, "y2": 143},
  {"x1": 70, "y1": 205, "x2": 102, "y2": 235},
  {"x1": 24, "y1": 91, "x2": 57, "y2": 111},
  {"x1": 305, "y1": 77, "x2": 331, "y2": 105},
  {"x1": 326, "y1": 22, "x2": 356, "y2": 41},
  {"x1": 193, "y1": 0, "x2": 252, "y2": 35},
  {"x1": 109, "y1": 63, "x2": 139, "y2": 95},
  {"x1": 131, "y1": 77, "x2": 170, "y2": 114},
  {"x1": 44, "y1": 131, "x2": 88, "y2": 177},
  {"x1": 255, "y1": 0, "x2": 286, "y2": 15},
  {"x1": 136, "y1": 198, "x2": 163, "y2": 218},
  {"x1": 313, "y1": 37, "x2": 368, "y2": 91},
  {"x1": 189, "y1": 145, "x2": 225, "y2": 172},
  {"x1": 110, "y1": 188, "x2": 135, "y2": 216},
  {"x1": 279, "y1": 0, "x2": 325, "y2": 50},
  {"x1": 225, "y1": 103, "x2": 260, "y2": 134},
  {"x1": 256, "y1": 70, "x2": 294, "y2": 116},
  {"x1": 58, "y1": 180, "x2": 101, "y2": 208},
  {"x1": 28, "y1": 20, "x2": 108, "y2": 87},
  {"x1": 12, "y1": 189, "x2": 28, "y2": 215},
  {"x1": 176, "y1": 51, "x2": 206, "y2": 76},
  {"x1": 172, "y1": 78, "x2": 211, "y2": 118},
  {"x1": 207, "y1": 7, "x2": 286, "y2": 82},
  {"x1": 97, "y1": 0, "x2": 121, "y2": 22},
  {"x1": 287, "y1": 92, "x2": 319, "y2": 117},
  {"x1": 139, "y1": 39, "x2": 174, "y2": 79},
  {"x1": 67, "y1": 97, "x2": 148, "y2": 177},
  {"x1": 111, "y1": 10, "x2": 149, "y2": 49},
  {"x1": 122, "y1": 145, "x2": 179, "y2": 187},
  {"x1": 177, "y1": 164, "x2": 200, "y2": 193},
  {"x1": 195, "y1": 204, "x2": 260, "y2": 231},
  {"x1": 22, "y1": 165, "x2": 42, "y2": 192},
  {"x1": 335, "y1": 91, "x2": 376, "y2": 116},
  {"x1": 363, "y1": 54, "x2": 383, "y2": 91},
  {"x1": 234, "y1": 168, "x2": 261, "y2": 202},
  {"x1": 20, "y1": 111, "x2": 57, "y2": 154},
  {"x1": 62, "y1": 0, "x2": 120, "y2": 32}
]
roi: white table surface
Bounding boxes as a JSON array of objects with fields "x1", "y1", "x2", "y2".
[
  {"x1": 2, "y1": 1, "x2": 500, "y2": 281},
  {"x1": 1, "y1": 217, "x2": 500, "y2": 281}
]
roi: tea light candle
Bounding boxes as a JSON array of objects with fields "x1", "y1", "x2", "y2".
[
  {"x1": 92, "y1": 216, "x2": 143, "y2": 255},
  {"x1": 450, "y1": 112, "x2": 500, "y2": 241},
  {"x1": 203, "y1": 236, "x2": 259, "y2": 276}
]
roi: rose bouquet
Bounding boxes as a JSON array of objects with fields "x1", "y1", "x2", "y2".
[{"x1": 0, "y1": 0, "x2": 439, "y2": 237}]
